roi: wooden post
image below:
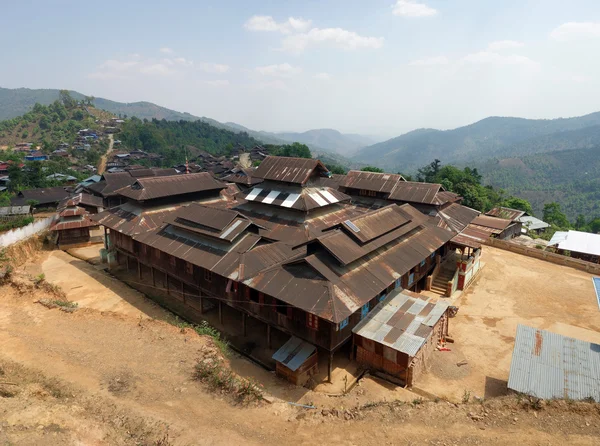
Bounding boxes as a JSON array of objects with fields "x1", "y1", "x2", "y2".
[
  {"x1": 242, "y1": 312, "x2": 247, "y2": 337},
  {"x1": 137, "y1": 260, "x2": 142, "y2": 280},
  {"x1": 181, "y1": 281, "x2": 185, "y2": 304},
  {"x1": 166, "y1": 275, "x2": 170, "y2": 295},
  {"x1": 126, "y1": 255, "x2": 130, "y2": 271},
  {"x1": 104, "y1": 227, "x2": 108, "y2": 249},
  {"x1": 151, "y1": 267, "x2": 155, "y2": 287},
  {"x1": 199, "y1": 292, "x2": 204, "y2": 315},
  {"x1": 267, "y1": 324, "x2": 272, "y2": 349},
  {"x1": 349, "y1": 336, "x2": 355, "y2": 360},
  {"x1": 218, "y1": 300, "x2": 223, "y2": 325},
  {"x1": 328, "y1": 352, "x2": 334, "y2": 383}
]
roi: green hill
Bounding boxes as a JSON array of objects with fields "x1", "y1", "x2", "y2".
[{"x1": 354, "y1": 113, "x2": 600, "y2": 170}]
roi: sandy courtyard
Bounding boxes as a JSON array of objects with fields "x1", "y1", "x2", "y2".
[{"x1": 419, "y1": 246, "x2": 600, "y2": 401}]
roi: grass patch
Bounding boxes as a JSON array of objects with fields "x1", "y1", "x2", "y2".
[
  {"x1": 170, "y1": 317, "x2": 229, "y2": 355},
  {"x1": 193, "y1": 360, "x2": 263, "y2": 404},
  {"x1": 38, "y1": 298, "x2": 78, "y2": 312}
]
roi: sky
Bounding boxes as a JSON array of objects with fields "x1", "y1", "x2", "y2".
[{"x1": 2, "y1": 0, "x2": 600, "y2": 136}]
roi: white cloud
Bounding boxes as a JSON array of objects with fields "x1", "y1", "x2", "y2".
[
  {"x1": 550, "y1": 22, "x2": 600, "y2": 41},
  {"x1": 313, "y1": 72, "x2": 331, "y2": 80},
  {"x1": 88, "y1": 53, "x2": 195, "y2": 79},
  {"x1": 253, "y1": 79, "x2": 289, "y2": 90},
  {"x1": 462, "y1": 51, "x2": 538, "y2": 68},
  {"x1": 255, "y1": 63, "x2": 300, "y2": 77},
  {"x1": 201, "y1": 63, "x2": 230, "y2": 73},
  {"x1": 487, "y1": 40, "x2": 524, "y2": 50},
  {"x1": 159, "y1": 47, "x2": 173, "y2": 54},
  {"x1": 204, "y1": 79, "x2": 230, "y2": 87},
  {"x1": 392, "y1": 0, "x2": 437, "y2": 18},
  {"x1": 408, "y1": 56, "x2": 449, "y2": 66},
  {"x1": 282, "y1": 28, "x2": 384, "y2": 53},
  {"x1": 571, "y1": 74, "x2": 590, "y2": 83},
  {"x1": 244, "y1": 15, "x2": 312, "y2": 34}
]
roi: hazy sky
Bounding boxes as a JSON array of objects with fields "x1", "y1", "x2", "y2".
[{"x1": 2, "y1": 0, "x2": 600, "y2": 135}]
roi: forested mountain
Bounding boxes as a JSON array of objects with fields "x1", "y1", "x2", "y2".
[
  {"x1": 354, "y1": 113, "x2": 600, "y2": 170},
  {"x1": 476, "y1": 147, "x2": 600, "y2": 219}
]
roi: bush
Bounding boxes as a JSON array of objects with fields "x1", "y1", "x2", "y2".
[{"x1": 0, "y1": 216, "x2": 34, "y2": 232}]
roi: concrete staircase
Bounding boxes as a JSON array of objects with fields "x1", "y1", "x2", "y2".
[{"x1": 430, "y1": 266, "x2": 457, "y2": 296}]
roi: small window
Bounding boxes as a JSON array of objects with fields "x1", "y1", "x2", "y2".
[
  {"x1": 361, "y1": 303, "x2": 369, "y2": 319},
  {"x1": 420, "y1": 259, "x2": 426, "y2": 267},
  {"x1": 274, "y1": 298, "x2": 287, "y2": 316},
  {"x1": 408, "y1": 273, "x2": 415, "y2": 286},
  {"x1": 395, "y1": 278, "x2": 401, "y2": 289},
  {"x1": 379, "y1": 293, "x2": 387, "y2": 302},
  {"x1": 307, "y1": 313, "x2": 319, "y2": 330},
  {"x1": 185, "y1": 262, "x2": 193, "y2": 275},
  {"x1": 204, "y1": 269, "x2": 212, "y2": 282},
  {"x1": 339, "y1": 318, "x2": 349, "y2": 330},
  {"x1": 431, "y1": 251, "x2": 435, "y2": 259}
]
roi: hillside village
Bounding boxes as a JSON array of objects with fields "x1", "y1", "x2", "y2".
[{"x1": 1, "y1": 98, "x2": 600, "y2": 444}]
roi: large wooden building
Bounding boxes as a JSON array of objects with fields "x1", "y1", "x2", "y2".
[{"x1": 93, "y1": 157, "x2": 471, "y2": 383}]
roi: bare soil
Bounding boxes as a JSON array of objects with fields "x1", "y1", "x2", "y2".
[{"x1": 1, "y1": 248, "x2": 600, "y2": 444}]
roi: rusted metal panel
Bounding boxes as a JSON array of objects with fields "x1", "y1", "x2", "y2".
[
  {"x1": 436, "y1": 203, "x2": 480, "y2": 234},
  {"x1": 471, "y1": 215, "x2": 512, "y2": 231},
  {"x1": 341, "y1": 205, "x2": 409, "y2": 243},
  {"x1": 253, "y1": 156, "x2": 327, "y2": 185},
  {"x1": 486, "y1": 206, "x2": 526, "y2": 221},
  {"x1": 340, "y1": 170, "x2": 405, "y2": 194},
  {"x1": 51, "y1": 215, "x2": 97, "y2": 231},
  {"x1": 58, "y1": 206, "x2": 87, "y2": 217},
  {"x1": 388, "y1": 181, "x2": 441, "y2": 204}
]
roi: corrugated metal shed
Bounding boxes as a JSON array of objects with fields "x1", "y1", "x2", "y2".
[
  {"x1": 508, "y1": 325, "x2": 600, "y2": 401},
  {"x1": 353, "y1": 289, "x2": 449, "y2": 357},
  {"x1": 253, "y1": 156, "x2": 327, "y2": 185},
  {"x1": 547, "y1": 230, "x2": 600, "y2": 257},
  {"x1": 272, "y1": 337, "x2": 316, "y2": 372},
  {"x1": 518, "y1": 216, "x2": 550, "y2": 232}
]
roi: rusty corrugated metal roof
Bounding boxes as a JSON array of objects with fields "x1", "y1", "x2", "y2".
[
  {"x1": 115, "y1": 172, "x2": 226, "y2": 201},
  {"x1": 51, "y1": 215, "x2": 97, "y2": 231},
  {"x1": 437, "y1": 203, "x2": 480, "y2": 234},
  {"x1": 58, "y1": 206, "x2": 87, "y2": 218},
  {"x1": 508, "y1": 325, "x2": 600, "y2": 402},
  {"x1": 253, "y1": 156, "x2": 328, "y2": 185},
  {"x1": 341, "y1": 170, "x2": 404, "y2": 194},
  {"x1": 388, "y1": 181, "x2": 441, "y2": 204},
  {"x1": 486, "y1": 206, "x2": 526, "y2": 222},
  {"x1": 471, "y1": 215, "x2": 512, "y2": 231}
]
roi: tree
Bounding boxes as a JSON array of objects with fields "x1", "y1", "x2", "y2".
[
  {"x1": 501, "y1": 197, "x2": 534, "y2": 215},
  {"x1": 0, "y1": 192, "x2": 10, "y2": 206},
  {"x1": 416, "y1": 159, "x2": 441, "y2": 182},
  {"x1": 575, "y1": 214, "x2": 586, "y2": 230},
  {"x1": 326, "y1": 164, "x2": 347, "y2": 175},
  {"x1": 277, "y1": 142, "x2": 312, "y2": 159},
  {"x1": 543, "y1": 202, "x2": 570, "y2": 229},
  {"x1": 360, "y1": 166, "x2": 384, "y2": 173},
  {"x1": 59, "y1": 90, "x2": 76, "y2": 109}
]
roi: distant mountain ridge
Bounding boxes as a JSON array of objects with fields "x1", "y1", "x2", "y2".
[
  {"x1": 354, "y1": 112, "x2": 600, "y2": 170},
  {"x1": 0, "y1": 87, "x2": 373, "y2": 157}
]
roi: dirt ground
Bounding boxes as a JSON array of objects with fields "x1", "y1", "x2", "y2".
[
  {"x1": 419, "y1": 246, "x2": 600, "y2": 401},
  {"x1": 2, "y1": 247, "x2": 600, "y2": 444}
]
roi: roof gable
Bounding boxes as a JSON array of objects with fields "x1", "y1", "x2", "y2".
[{"x1": 253, "y1": 156, "x2": 328, "y2": 185}]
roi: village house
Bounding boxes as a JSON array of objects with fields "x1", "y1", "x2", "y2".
[
  {"x1": 0, "y1": 205, "x2": 31, "y2": 222},
  {"x1": 485, "y1": 207, "x2": 524, "y2": 238},
  {"x1": 548, "y1": 230, "x2": 600, "y2": 263},
  {"x1": 11, "y1": 186, "x2": 71, "y2": 209},
  {"x1": 84, "y1": 168, "x2": 180, "y2": 207},
  {"x1": 93, "y1": 156, "x2": 460, "y2": 383},
  {"x1": 50, "y1": 198, "x2": 100, "y2": 249}
]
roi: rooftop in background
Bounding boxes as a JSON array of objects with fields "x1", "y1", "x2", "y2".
[
  {"x1": 518, "y1": 215, "x2": 550, "y2": 231},
  {"x1": 115, "y1": 172, "x2": 226, "y2": 201},
  {"x1": 548, "y1": 230, "x2": 600, "y2": 257},
  {"x1": 470, "y1": 215, "x2": 513, "y2": 232},
  {"x1": 11, "y1": 186, "x2": 71, "y2": 206},
  {"x1": 253, "y1": 156, "x2": 328, "y2": 185},
  {"x1": 486, "y1": 206, "x2": 526, "y2": 221},
  {"x1": 86, "y1": 168, "x2": 179, "y2": 197},
  {"x1": 341, "y1": 170, "x2": 405, "y2": 194},
  {"x1": 508, "y1": 325, "x2": 600, "y2": 402},
  {"x1": 353, "y1": 289, "x2": 449, "y2": 357},
  {"x1": 0, "y1": 205, "x2": 31, "y2": 216}
]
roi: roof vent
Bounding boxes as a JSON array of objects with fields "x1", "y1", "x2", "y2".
[{"x1": 344, "y1": 220, "x2": 360, "y2": 233}]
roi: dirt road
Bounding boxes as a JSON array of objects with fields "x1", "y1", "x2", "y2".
[
  {"x1": 97, "y1": 134, "x2": 114, "y2": 175},
  {"x1": 1, "y1": 250, "x2": 600, "y2": 444}
]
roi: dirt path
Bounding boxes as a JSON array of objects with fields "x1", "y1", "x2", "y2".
[
  {"x1": 2, "y1": 251, "x2": 600, "y2": 444},
  {"x1": 97, "y1": 134, "x2": 114, "y2": 175}
]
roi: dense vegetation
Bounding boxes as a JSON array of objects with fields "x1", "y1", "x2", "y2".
[
  {"x1": 476, "y1": 147, "x2": 600, "y2": 220},
  {"x1": 354, "y1": 113, "x2": 600, "y2": 171}
]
